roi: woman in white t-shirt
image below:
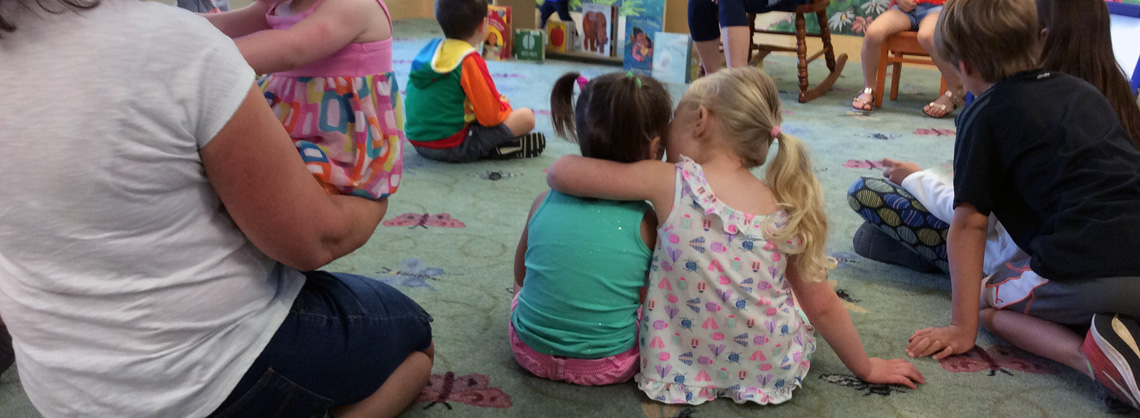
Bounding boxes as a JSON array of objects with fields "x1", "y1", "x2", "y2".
[{"x1": 0, "y1": 1, "x2": 433, "y2": 417}]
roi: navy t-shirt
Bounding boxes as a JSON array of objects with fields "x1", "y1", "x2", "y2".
[{"x1": 953, "y1": 69, "x2": 1140, "y2": 281}]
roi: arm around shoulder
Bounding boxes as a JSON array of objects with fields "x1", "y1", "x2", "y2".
[
  {"x1": 201, "y1": 84, "x2": 387, "y2": 271},
  {"x1": 546, "y1": 156, "x2": 676, "y2": 218}
]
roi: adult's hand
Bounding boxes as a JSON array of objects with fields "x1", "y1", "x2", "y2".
[{"x1": 882, "y1": 159, "x2": 921, "y2": 185}]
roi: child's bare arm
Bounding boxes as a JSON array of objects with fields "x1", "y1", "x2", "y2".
[
  {"x1": 201, "y1": 0, "x2": 271, "y2": 39},
  {"x1": 788, "y1": 259, "x2": 924, "y2": 387},
  {"x1": 907, "y1": 203, "x2": 989, "y2": 359},
  {"x1": 638, "y1": 208, "x2": 659, "y2": 303},
  {"x1": 546, "y1": 156, "x2": 676, "y2": 221},
  {"x1": 514, "y1": 191, "x2": 548, "y2": 291},
  {"x1": 233, "y1": 0, "x2": 372, "y2": 74}
]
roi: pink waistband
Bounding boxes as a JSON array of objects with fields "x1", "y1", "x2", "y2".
[{"x1": 278, "y1": 39, "x2": 393, "y2": 78}]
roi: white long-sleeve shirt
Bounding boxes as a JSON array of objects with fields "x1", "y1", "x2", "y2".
[{"x1": 900, "y1": 170, "x2": 1028, "y2": 275}]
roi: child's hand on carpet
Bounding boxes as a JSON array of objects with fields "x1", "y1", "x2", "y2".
[
  {"x1": 881, "y1": 159, "x2": 921, "y2": 185},
  {"x1": 859, "y1": 358, "x2": 925, "y2": 389},
  {"x1": 907, "y1": 325, "x2": 975, "y2": 360}
]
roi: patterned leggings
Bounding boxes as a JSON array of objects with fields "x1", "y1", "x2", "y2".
[{"x1": 847, "y1": 177, "x2": 951, "y2": 272}]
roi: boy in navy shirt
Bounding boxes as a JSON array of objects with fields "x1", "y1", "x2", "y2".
[{"x1": 905, "y1": 0, "x2": 1140, "y2": 410}]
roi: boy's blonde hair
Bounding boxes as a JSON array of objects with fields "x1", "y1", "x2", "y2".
[
  {"x1": 681, "y1": 67, "x2": 835, "y2": 282},
  {"x1": 934, "y1": 0, "x2": 1039, "y2": 83}
]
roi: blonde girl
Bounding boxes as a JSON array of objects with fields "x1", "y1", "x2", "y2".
[{"x1": 547, "y1": 67, "x2": 923, "y2": 404}]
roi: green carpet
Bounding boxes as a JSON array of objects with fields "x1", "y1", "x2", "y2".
[{"x1": 0, "y1": 18, "x2": 1134, "y2": 418}]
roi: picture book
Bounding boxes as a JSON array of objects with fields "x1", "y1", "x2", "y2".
[
  {"x1": 623, "y1": 15, "x2": 660, "y2": 75},
  {"x1": 514, "y1": 29, "x2": 545, "y2": 62},
  {"x1": 579, "y1": 2, "x2": 617, "y2": 57},
  {"x1": 546, "y1": 20, "x2": 575, "y2": 53},
  {"x1": 484, "y1": 5, "x2": 512, "y2": 61},
  {"x1": 651, "y1": 31, "x2": 692, "y2": 84}
]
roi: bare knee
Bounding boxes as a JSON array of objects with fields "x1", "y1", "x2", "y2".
[
  {"x1": 863, "y1": 22, "x2": 893, "y2": 45},
  {"x1": 509, "y1": 108, "x2": 535, "y2": 135},
  {"x1": 917, "y1": 30, "x2": 934, "y2": 51}
]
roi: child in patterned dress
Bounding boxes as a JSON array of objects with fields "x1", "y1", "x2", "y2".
[
  {"x1": 547, "y1": 67, "x2": 923, "y2": 405},
  {"x1": 509, "y1": 72, "x2": 673, "y2": 386},
  {"x1": 204, "y1": 0, "x2": 403, "y2": 199}
]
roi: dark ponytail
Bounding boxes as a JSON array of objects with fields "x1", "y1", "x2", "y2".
[
  {"x1": 550, "y1": 72, "x2": 582, "y2": 143},
  {"x1": 549, "y1": 71, "x2": 673, "y2": 164},
  {"x1": 1, "y1": 0, "x2": 102, "y2": 37}
]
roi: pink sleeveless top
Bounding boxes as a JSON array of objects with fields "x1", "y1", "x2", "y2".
[{"x1": 265, "y1": 0, "x2": 394, "y2": 77}]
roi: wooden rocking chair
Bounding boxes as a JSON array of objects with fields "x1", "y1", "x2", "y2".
[{"x1": 746, "y1": 0, "x2": 847, "y2": 103}]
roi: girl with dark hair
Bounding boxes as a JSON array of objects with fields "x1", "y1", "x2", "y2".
[
  {"x1": 1037, "y1": 0, "x2": 1140, "y2": 147},
  {"x1": 0, "y1": 0, "x2": 432, "y2": 416},
  {"x1": 509, "y1": 72, "x2": 672, "y2": 386}
]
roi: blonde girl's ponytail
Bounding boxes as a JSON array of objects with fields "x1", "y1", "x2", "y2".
[
  {"x1": 687, "y1": 67, "x2": 835, "y2": 281},
  {"x1": 765, "y1": 131, "x2": 835, "y2": 281}
]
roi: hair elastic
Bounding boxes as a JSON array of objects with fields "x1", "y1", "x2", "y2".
[
  {"x1": 626, "y1": 71, "x2": 642, "y2": 88},
  {"x1": 771, "y1": 126, "x2": 782, "y2": 139},
  {"x1": 577, "y1": 75, "x2": 589, "y2": 90}
]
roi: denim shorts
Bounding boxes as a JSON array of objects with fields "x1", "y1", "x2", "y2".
[
  {"x1": 413, "y1": 123, "x2": 517, "y2": 163},
  {"x1": 208, "y1": 271, "x2": 433, "y2": 418},
  {"x1": 891, "y1": 3, "x2": 943, "y2": 31}
]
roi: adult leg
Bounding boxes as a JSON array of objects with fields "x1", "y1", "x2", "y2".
[
  {"x1": 539, "y1": 1, "x2": 556, "y2": 29},
  {"x1": 721, "y1": 26, "x2": 752, "y2": 69},
  {"x1": 209, "y1": 273, "x2": 434, "y2": 418},
  {"x1": 716, "y1": 0, "x2": 753, "y2": 69},
  {"x1": 847, "y1": 177, "x2": 949, "y2": 273},
  {"x1": 917, "y1": 11, "x2": 965, "y2": 118},
  {"x1": 331, "y1": 344, "x2": 435, "y2": 418},
  {"x1": 854, "y1": 8, "x2": 912, "y2": 110},
  {"x1": 689, "y1": 0, "x2": 724, "y2": 74}
]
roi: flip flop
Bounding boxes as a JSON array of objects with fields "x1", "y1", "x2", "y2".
[{"x1": 852, "y1": 87, "x2": 874, "y2": 112}]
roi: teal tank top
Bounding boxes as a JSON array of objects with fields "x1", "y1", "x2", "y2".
[{"x1": 511, "y1": 191, "x2": 653, "y2": 358}]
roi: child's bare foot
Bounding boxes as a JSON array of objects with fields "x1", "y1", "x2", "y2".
[{"x1": 852, "y1": 87, "x2": 874, "y2": 111}]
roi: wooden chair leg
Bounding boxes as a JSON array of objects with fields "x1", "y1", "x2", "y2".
[
  {"x1": 747, "y1": 14, "x2": 756, "y2": 65},
  {"x1": 816, "y1": 11, "x2": 838, "y2": 72},
  {"x1": 939, "y1": 77, "x2": 948, "y2": 96},
  {"x1": 794, "y1": 12, "x2": 809, "y2": 97},
  {"x1": 890, "y1": 61, "x2": 902, "y2": 101},
  {"x1": 874, "y1": 45, "x2": 889, "y2": 108}
]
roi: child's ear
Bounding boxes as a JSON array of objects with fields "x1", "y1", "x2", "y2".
[
  {"x1": 693, "y1": 106, "x2": 711, "y2": 139},
  {"x1": 649, "y1": 136, "x2": 664, "y2": 160}
]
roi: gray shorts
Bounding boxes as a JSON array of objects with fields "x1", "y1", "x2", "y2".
[
  {"x1": 983, "y1": 259, "x2": 1140, "y2": 327},
  {"x1": 413, "y1": 123, "x2": 516, "y2": 163}
]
